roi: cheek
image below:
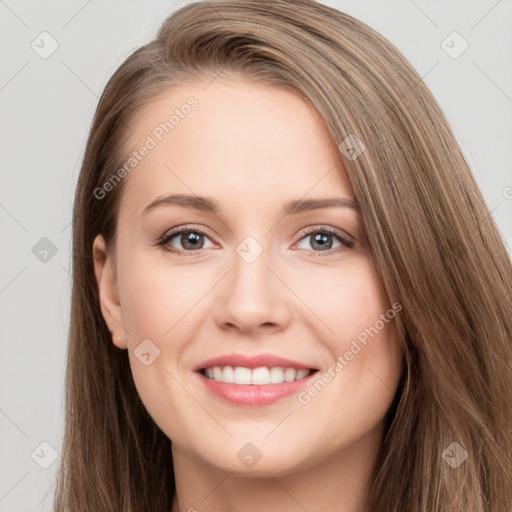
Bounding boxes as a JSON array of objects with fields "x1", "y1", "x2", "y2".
[
  {"x1": 118, "y1": 263, "x2": 195, "y2": 439},
  {"x1": 311, "y1": 259, "x2": 403, "y2": 394},
  {"x1": 305, "y1": 258, "x2": 392, "y2": 342},
  {"x1": 118, "y1": 251, "x2": 211, "y2": 339},
  {"x1": 115, "y1": 252, "x2": 216, "y2": 439}
]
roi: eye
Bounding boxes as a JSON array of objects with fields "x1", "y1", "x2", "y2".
[
  {"x1": 157, "y1": 225, "x2": 215, "y2": 256},
  {"x1": 156, "y1": 224, "x2": 354, "y2": 257},
  {"x1": 293, "y1": 226, "x2": 354, "y2": 256}
]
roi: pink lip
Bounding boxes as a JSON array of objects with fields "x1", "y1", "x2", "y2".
[
  {"x1": 195, "y1": 370, "x2": 318, "y2": 406},
  {"x1": 193, "y1": 353, "x2": 316, "y2": 372}
]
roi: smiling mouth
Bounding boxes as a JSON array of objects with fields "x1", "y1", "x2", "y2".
[{"x1": 198, "y1": 366, "x2": 319, "y2": 385}]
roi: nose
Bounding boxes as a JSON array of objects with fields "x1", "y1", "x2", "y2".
[{"x1": 214, "y1": 246, "x2": 291, "y2": 335}]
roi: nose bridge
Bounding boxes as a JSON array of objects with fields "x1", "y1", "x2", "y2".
[
  {"x1": 214, "y1": 233, "x2": 289, "y2": 332},
  {"x1": 233, "y1": 236, "x2": 271, "y2": 287},
  {"x1": 231, "y1": 234, "x2": 276, "y2": 300}
]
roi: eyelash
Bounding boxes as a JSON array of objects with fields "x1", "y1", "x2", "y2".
[{"x1": 156, "y1": 224, "x2": 354, "y2": 257}]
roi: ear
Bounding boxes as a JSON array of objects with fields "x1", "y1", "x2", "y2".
[{"x1": 92, "y1": 234, "x2": 127, "y2": 349}]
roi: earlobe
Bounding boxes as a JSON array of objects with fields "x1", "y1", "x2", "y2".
[{"x1": 92, "y1": 234, "x2": 127, "y2": 350}]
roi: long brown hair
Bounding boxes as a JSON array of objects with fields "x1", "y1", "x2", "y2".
[{"x1": 54, "y1": 1, "x2": 512, "y2": 510}]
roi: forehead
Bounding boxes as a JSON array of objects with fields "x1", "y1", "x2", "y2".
[{"x1": 119, "y1": 76, "x2": 354, "y2": 218}]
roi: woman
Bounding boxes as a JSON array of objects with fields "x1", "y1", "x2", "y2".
[{"x1": 54, "y1": 0, "x2": 512, "y2": 510}]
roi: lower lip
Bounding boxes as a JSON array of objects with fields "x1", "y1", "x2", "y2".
[{"x1": 196, "y1": 370, "x2": 318, "y2": 406}]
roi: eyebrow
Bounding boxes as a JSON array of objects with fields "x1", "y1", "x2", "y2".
[{"x1": 141, "y1": 194, "x2": 360, "y2": 217}]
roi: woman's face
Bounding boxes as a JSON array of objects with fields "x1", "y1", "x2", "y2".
[{"x1": 94, "y1": 76, "x2": 404, "y2": 476}]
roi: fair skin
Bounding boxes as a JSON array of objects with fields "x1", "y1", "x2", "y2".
[{"x1": 93, "y1": 76, "x2": 404, "y2": 512}]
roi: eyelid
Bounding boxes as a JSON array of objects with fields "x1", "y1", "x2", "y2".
[
  {"x1": 156, "y1": 224, "x2": 216, "y2": 253},
  {"x1": 295, "y1": 224, "x2": 355, "y2": 244},
  {"x1": 291, "y1": 225, "x2": 354, "y2": 256},
  {"x1": 159, "y1": 223, "x2": 214, "y2": 240}
]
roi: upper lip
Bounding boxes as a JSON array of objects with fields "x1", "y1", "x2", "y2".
[{"x1": 193, "y1": 353, "x2": 318, "y2": 371}]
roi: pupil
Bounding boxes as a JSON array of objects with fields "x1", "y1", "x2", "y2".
[
  {"x1": 183, "y1": 232, "x2": 202, "y2": 249},
  {"x1": 313, "y1": 233, "x2": 332, "y2": 250}
]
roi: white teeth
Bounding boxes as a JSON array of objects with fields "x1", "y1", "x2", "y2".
[
  {"x1": 222, "y1": 366, "x2": 235, "y2": 383},
  {"x1": 284, "y1": 368, "x2": 296, "y2": 382},
  {"x1": 296, "y1": 369, "x2": 309, "y2": 380},
  {"x1": 202, "y1": 366, "x2": 313, "y2": 385},
  {"x1": 269, "y1": 367, "x2": 284, "y2": 383},
  {"x1": 234, "y1": 367, "x2": 252, "y2": 385},
  {"x1": 251, "y1": 367, "x2": 270, "y2": 385},
  {"x1": 213, "y1": 367, "x2": 223, "y2": 381}
]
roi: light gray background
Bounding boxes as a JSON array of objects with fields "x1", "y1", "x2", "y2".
[{"x1": 1, "y1": 1, "x2": 511, "y2": 510}]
